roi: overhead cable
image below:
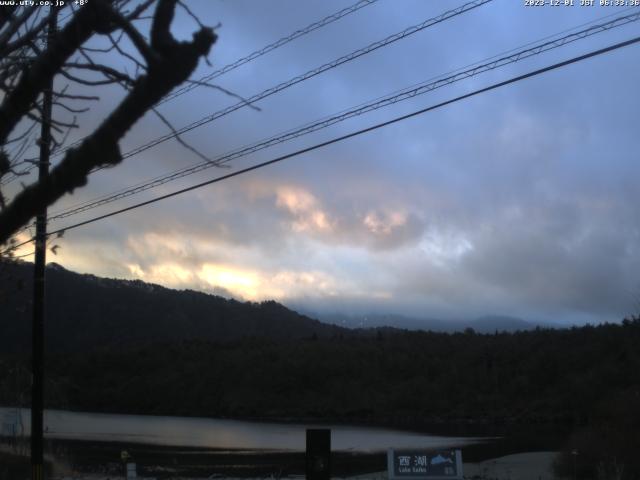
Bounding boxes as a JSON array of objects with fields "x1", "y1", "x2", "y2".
[
  {"x1": 5, "y1": 32, "x2": 638, "y2": 256},
  {"x1": 160, "y1": 0, "x2": 379, "y2": 105},
  {"x1": 44, "y1": 10, "x2": 640, "y2": 223},
  {"x1": 1, "y1": 0, "x2": 379, "y2": 182},
  {"x1": 32, "y1": 0, "x2": 490, "y2": 173}
]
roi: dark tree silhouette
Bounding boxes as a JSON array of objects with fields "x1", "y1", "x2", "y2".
[{"x1": 0, "y1": 0, "x2": 217, "y2": 245}]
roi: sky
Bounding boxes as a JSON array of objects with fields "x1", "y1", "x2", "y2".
[{"x1": 7, "y1": 0, "x2": 640, "y2": 326}]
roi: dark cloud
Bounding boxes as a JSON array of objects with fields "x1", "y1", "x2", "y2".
[{"x1": 14, "y1": 0, "x2": 638, "y2": 325}]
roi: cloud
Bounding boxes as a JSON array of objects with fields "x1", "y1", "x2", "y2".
[
  {"x1": 363, "y1": 210, "x2": 407, "y2": 235},
  {"x1": 276, "y1": 185, "x2": 334, "y2": 233},
  {"x1": 13, "y1": 0, "x2": 638, "y2": 326}
]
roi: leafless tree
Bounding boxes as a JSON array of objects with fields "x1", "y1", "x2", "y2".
[{"x1": 0, "y1": 0, "x2": 217, "y2": 246}]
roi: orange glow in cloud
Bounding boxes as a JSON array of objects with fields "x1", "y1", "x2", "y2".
[
  {"x1": 275, "y1": 186, "x2": 333, "y2": 233},
  {"x1": 127, "y1": 262, "x2": 194, "y2": 287},
  {"x1": 363, "y1": 210, "x2": 408, "y2": 235},
  {"x1": 198, "y1": 264, "x2": 346, "y2": 301},
  {"x1": 200, "y1": 263, "x2": 260, "y2": 299},
  {"x1": 11, "y1": 231, "x2": 35, "y2": 258}
]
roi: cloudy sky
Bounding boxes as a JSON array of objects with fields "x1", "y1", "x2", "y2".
[{"x1": 8, "y1": 0, "x2": 640, "y2": 325}]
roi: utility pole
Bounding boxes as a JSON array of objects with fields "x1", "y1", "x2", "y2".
[{"x1": 32, "y1": 7, "x2": 57, "y2": 480}]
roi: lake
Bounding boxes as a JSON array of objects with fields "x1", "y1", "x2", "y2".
[{"x1": 0, "y1": 407, "x2": 487, "y2": 452}]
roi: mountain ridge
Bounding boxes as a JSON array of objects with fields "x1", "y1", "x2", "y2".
[
  {"x1": 301, "y1": 310, "x2": 550, "y2": 333},
  {"x1": 1, "y1": 260, "x2": 556, "y2": 355},
  {"x1": 0, "y1": 260, "x2": 346, "y2": 353}
]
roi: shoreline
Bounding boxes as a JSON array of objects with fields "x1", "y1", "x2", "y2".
[
  {"x1": 1, "y1": 405, "x2": 571, "y2": 437},
  {"x1": 1, "y1": 444, "x2": 560, "y2": 479},
  {"x1": 1, "y1": 407, "x2": 568, "y2": 477},
  {"x1": 2, "y1": 436, "x2": 561, "y2": 478}
]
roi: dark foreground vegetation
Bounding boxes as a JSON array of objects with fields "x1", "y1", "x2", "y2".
[
  {"x1": 0, "y1": 435, "x2": 566, "y2": 479},
  {"x1": 1, "y1": 321, "x2": 638, "y2": 478},
  {"x1": 0, "y1": 439, "x2": 391, "y2": 478},
  {"x1": 23, "y1": 323, "x2": 639, "y2": 428},
  {"x1": 1, "y1": 260, "x2": 639, "y2": 478},
  {"x1": 0, "y1": 451, "x2": 51, "y2": 480}
]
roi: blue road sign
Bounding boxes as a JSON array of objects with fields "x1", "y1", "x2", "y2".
[{"x1": 387, "y1": 449, "x2": 463, "y2": 480}]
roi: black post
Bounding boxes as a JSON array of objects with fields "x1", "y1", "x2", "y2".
[
  {"x1": 31, "y1": 8, "x2": 56, "y2": 480},
  {"x1": 305, "y1": 428, "x2": 331, "y2": 480}
]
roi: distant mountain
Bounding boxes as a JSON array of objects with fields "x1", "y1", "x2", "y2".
[
  {"x1": 0, "y1": 260, "x2": 550, "y2": 356},
  {"x1": 0, "y1": 260, "x2": 346, "y2": 353},
  {"x1": 313, "y1": 312, "x2": 454, "y2": 331},
  {"x1": 309, "y1": 312, "x2": 544, "y2": 333},
  {"x1": 469, "y1": 315, "x2": 542, "y2": 333}
]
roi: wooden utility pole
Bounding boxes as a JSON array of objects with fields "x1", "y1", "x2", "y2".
[
  {"x1": 306, "y1": 429, "x2": 331, "y2": 480},
  {"x1": 32, "y1": 8, "x2": 57, "y2": 480}
]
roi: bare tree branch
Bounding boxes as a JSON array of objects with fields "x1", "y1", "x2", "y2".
[
  {"x1": 187, "y1": 79, "x2": 261, "y2": 112},
  {"x1": 64, "y1": 62, "x2": 135, "y2": 86},
  {"x1": 151, "y1": 106, "x2": 217, "y2": 164},
  {"x1": 0, "y1": 2, "x2": 112, "y2": 144},
  {"x1": 0, "y1": 0, "x2": 217, "y2": 244},
  {"x1": 0, "y1": 9, "x2": 53, "y2": 57},
  {"x1": 110, "y1": 9, "x2": 159, "y2": 65},
  {"x1": 0, "y1": 6, "x2": 18, "y2": 32},
  {"x1": 0, "y1": 6, "x2": 36, "y2": 52}
]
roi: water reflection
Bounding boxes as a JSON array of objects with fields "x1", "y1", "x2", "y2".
[{"x1": 1, "y1": 407, "x2": 484, "y2": 451}]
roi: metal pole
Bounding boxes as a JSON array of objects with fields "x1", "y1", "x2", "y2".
[{"x1": 31, "y1": 7, "x2": 57, "y2": 480}]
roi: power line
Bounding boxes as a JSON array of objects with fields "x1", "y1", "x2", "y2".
[
  {"x1": 71, "y1": 0, "x2": 380, "y2": 149},
  {"x1": 160, "y1": 0, "x2": 379, "y2": 105},
  {"x1": 5, "y1": 33, "x2": 638, "y2": 256},
  {"x1": 42, "y1": 10, "x2": 640, "y2": 224},
  {"x1": 1, "y1": 0, "x2": 380, "y2": 183},
  {"x1": 48, "y1": 6, "x2": 639, "y2": 220},
  {"x1": 26, "y1": 0, "x2": 488, "y2": 178},
  {"x1": 116, "y1": 0, "x2": 493, "y2": 160}
]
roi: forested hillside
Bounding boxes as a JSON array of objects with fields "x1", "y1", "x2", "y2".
[
  {"x1": 2, "y1": 259, "x2": 639, "y2": 478},
  {"x1": 19, "y1": 322, "x2": 637, "y2": 425},
  {"x1": 1, "y1": 259, "x2": 638, "y2": 427},
  {"x1": 0, "y1": 261, "x2": 345, "y2": 353}
]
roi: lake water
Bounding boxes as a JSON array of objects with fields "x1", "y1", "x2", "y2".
[{"x1": 0, "y1": 407, "x2": 486, "y2": 452}]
